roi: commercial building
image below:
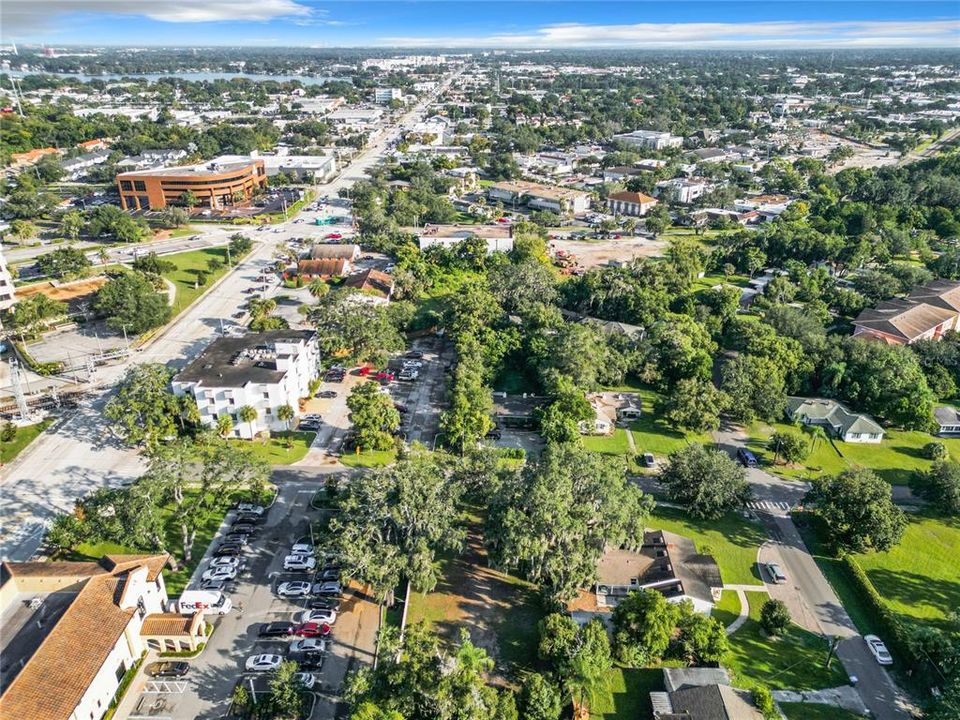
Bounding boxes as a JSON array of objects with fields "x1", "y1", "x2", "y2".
[
  {"x1": 606, "y1": 190, "x2": 658, "y2": 217},
  {"x1": 655, "y1": 177, "x2": 711, "y2": 204},
  {"x1": 374, "y1": 87, "x2": 403, "y2": 104},
  {"x1": 115, "y1": 157, "x2": 267, "y2": 211},
  {"x1": 852, "y1": 279, "x2": 960, "y2": 345},
  {"x1": 0, "y1": 553, "x2": 207, "y2": 720},
  {"x1": 417, "y1": 224, "x2": 514, "y2": 253},
  {"x1": 213, "y1": 153, "x2": 337, "y2": 183},
  {"x1": 172, "y1": 330, "x2": 320, "y2": 439},
  {"x1": 613, "y1": 129, "x2": 684, "y2": 150},
  {"x1": 488, "y1": 180, "x2": 591, "y2": 216}
]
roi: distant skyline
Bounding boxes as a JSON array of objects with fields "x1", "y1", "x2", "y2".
[{"x1": 3, "y1": 1, "x2": 959, "y2": 49}]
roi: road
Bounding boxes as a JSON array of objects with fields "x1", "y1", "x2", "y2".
[
  {"x1": 715, "y1": 425, "x2": 913, "y2": 720},
  {"x1": 0, "y1": 74, "x2": 457, "y2": 562}
]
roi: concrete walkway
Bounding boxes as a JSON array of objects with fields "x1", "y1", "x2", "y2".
[
  {"x1": 773, "y1": 686, "x2": 869, "y2": 716},
  {"x1": 724, "y1": 589, "x2": 750, "y2": 636}
]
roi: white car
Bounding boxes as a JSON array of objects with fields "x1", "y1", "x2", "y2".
[
  {"x1": 402, "y1": 360, "x2": 423, "y2": 369},
  {"x1": 865, "y1": 635, "x2": 893, "y2": 665},
  {"x1": 202, "y1": 566, "x2": 237, "y2": 582},
  {"x1": 237, "y1": 503, "x2": 265, "y2": 516},
  {"x1": 210, "y1": 556, "x2": 242, "y2": 569},
  {"x1": 290, "y1": 638, "x2": 327, "y2": 653},
  {"x1": 293, "y1": 672, "x2": 316, "y2": 689},
  {"x1": 299, "y1": 609, "x2": 337, "y2": 625},
  {"x1": 284, "y1": 554, "x2": 317, "y2": 571},
  {"x1": 291, "y1": 543, "x2": 315, "y2": 556},
  {"x1": 277, "y1": 581, "x2": 312, "y2": 598},
  {"x1": 245, "y1": 654, "x2": 283, "y2": 672}
]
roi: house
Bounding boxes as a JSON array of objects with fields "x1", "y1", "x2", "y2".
[
  {"x1": 786, "y1": 397, "x2": 885, "y2": 444},
  {"x1": 567, "y1": 530, "x2": 723, "y2": 624},
  {"x1": 650, "y1": 668, "x2": 764, "y2": 720},
  {"x1": 852, "y1": 280, "x2": 960, "y2": 345},
  {"x1": 60, "y1": 150, "x2": 111, "y2": 181},
  {"x1": 76, "y1": 138, "x2": 110, "y2": 152},
  {"x1": 579, "y1": 396, "x2": 616, "y2": 436},
  {"x1": 297, "y1": 258, "x2": 351, "y2": 279},
  {"x1": 602, "y1": 166, "x2": 646, "y2": 183},
  {"x1": 607, "y1": 190, "x2": 658, "y2": 217},
  {"x1": 491, "y1": 393, "x2": 547, "y2": 430},
  {"x1": 171, "y1": 330, "x2": 320, "y2": 439},
  {"x1": 0, "y1": 553, "x2": 207, "y2": 720},
  {"x1": 417, "y1": 224, "x2": 514, "y2": 253},
  {"x1": 934, "y1": 406, "x2": 960, "y2": 436},
  {"x1": 488, "y1": 180, "x2": 591, "y2": 216},
  {"x1": 613, "y1": 130, "x2": 684, "y2": 150},
  {"x1": 310, "y1": 244, "x2": 361, "y2": 261},
  {"x1": 343, "y1": 269, "x2": 394, "y2": 304}
]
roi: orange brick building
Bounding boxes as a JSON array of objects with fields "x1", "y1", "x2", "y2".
[{"x1": 115, "y1": 157, "x2": 266, "y2": 211}]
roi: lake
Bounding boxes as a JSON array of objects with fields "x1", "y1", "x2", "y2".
[{"x1": 5, "y1": 69, "x2": 347, "y2": 85}]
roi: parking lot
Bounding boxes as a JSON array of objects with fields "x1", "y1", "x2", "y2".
[{"x1": 115, "y1": 472, "x2": 380, "y2": 720}]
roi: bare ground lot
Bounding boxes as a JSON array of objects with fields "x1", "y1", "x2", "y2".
[
  {"x1": 15, "y1": 276, "x2": 108, "y2": 302},
  {"x1": 549, "y1": 236, "x2": 668, "y2": 269}
]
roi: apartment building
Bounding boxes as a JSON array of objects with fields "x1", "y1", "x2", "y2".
[
  {"x1": 488, "y1": 180, "x2": 590, "y2": 215},
  {"x1": 0, "y1": 246, "x2": 15, "y2": 312},
  {"x1": 613, "y1": 129, "x2": 684, "y2": 150},
  {"x1": 115, "y1": 157, "x2": 267, "y2": 211},
  {"x1": 852, "y1": 280, "x2": 960, "y2": 345},
  {"x1": 374, "y1": 87, "x2": 403, "y2": 104},
  {"x1": 172, "y1": 330, "x2": 320, "y2": 439}
]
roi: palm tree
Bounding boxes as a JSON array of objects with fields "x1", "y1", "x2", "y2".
[
  {"x1": 216, "y1": 415, "x2": 234, "y2": 438},
  {"x1": 564, "y1": 655, "x2": 609, "y2": 720},
  {"x1": 277, "y1": 404, "x2": 295, "y2": 431},
  {"x1": 308, "y1": 279, "x2": 329, "y2": 299},
  {"x1": 237, "y1": 405, "x2": 258, "y2": 439},
  {"x1": 808, "y1": 425, "x2": 828, "y2": 452},
  {"x1": 98, "y1": 248, "x2": 110, "y2": 266}
]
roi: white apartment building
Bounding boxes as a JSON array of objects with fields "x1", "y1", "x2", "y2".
[
  {"x1": 613, "y1": 130, "x2": 684, "y2": 150},
  {"x1": 418, "y1": 224, "x2": 514, "y2": 253},
  {"x1": 172, "y1": 330, "x2": 320, "y2": 439},
  {"x1": 655, "y1": 178, "x2": 710, "y2": 204},
  {"x1": 0, "y1": 245, "x2": 15, "y2": 313},
  {"x1": 374, "y1": 87, "x2": 403, "y2": 104}
]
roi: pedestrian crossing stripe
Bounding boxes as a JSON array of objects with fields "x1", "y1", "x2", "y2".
[{"x1": 747, "y1": 501, "x2": 792, "y2": 512}]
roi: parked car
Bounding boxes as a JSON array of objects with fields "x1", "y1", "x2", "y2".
[
  {"x1": 293, "y1": 672, "x2": 317, "y2": 689},
  {"x1": 313, "y1": 581, "x2": 343, "y2": 597},
  {"x1": 485, "y1": 428, "x2": 502, "y2": 440},
  {"x1": 294, "y1": 622, "x2": 332, "y2": 638},
  {"x1": 642, "y1": 453, "x2": 656, "y2": 468},
  {"x1": 290, "y1": 638, "x2": 327, "y2": 653},
  {"x1": 230, "y1": 523, "x2": 258, "y2": 536},
  {"x1": 315, "y1": 568, "x2": 340, "y2": 582},
  {"x1": 231, "y1": 311, "x2": 245, "y2": 319},
  {"x1": 284, "y1": 554, "x2": 317, "y2": 571},
  {"x1": 202, "y1": 566, "x2": 237, "y2": 582},
  {"x1": 290, "y1": 652, "x2": 325, "y2": 670},
  {"x1": 199, "y1": 578, "x2": 228, "y2": 591},
  {"x1": 737, "y1": 448, "x2": 758, "y2": 468},
  {"x1": 376, "y1": 370, "x2": 394, "y2": 382},
  {"x1": 213, "y1": 545, "x2": 243, "y2": 558},
  {"x1": 245, "y1": 654, "x2": 283, "y2": 672},
  {"x1": 299, "y1": 608, "x2": 337, "y2": 625},
  {"x1": 224, "y1": 531, "x2": 251, "y2": 544},
  {"x1": 300, "y1": 421, "x2": 322, "y2": 431},
  {"x1": 402, "y1": 359, "x2": 423, "y2": 369},
  {"x1": 234, "y1": 512, "x2": 262, "y2": 524},
  {"x1": 277, "y1": 581, "x2": 313, "y2": 598},
  {"x1": 356, "y1": 366, "x2": 372, "y2": 376},
  {"x1": 236, "y1": 502, "x2": 265, "y2": 516},
  {"x1": 398, "y1": 370, "x2": 419, "y2": 382},
  {"x1": 308, "y1": 598, "x2": 342, "y2": 612},
  {"x1": 210, "y1": 557, "x2": 242, "y2": 569},
  {"x1": 324, "y1": 232, "x2": 342, "y2": 240},
  {"x1": 395, "y1": 404, "x2": 409, "y2": 414},
  {"x1": 318, "y1": 390, "x2": 337, "y2": 399},
  {"x1": 405, "y1": 351, "x2": 424, "y2": 359},
  {"x1": 146, "y1": 661, "x2": 190, "y2": 678},
  {"x1": 291, "y1": 543, "x2": 315, "y2": 556},
  {"x1": 865, "y1": 635, "x2": 893, "y2": 665},
  {"x1": 259, "y1": 621, "x2": 295, "y2": 638},
  {"x1": 765, "y1": 562, "x2": 787, "y2": 584}
]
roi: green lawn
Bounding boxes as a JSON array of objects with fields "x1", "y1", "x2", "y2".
[
  {"x1": 724, "y1": 592, "x2": 848, "y2": 691},
  {"x1": 583, "y1": 428, "x2": 633, "y2": 455},
  {"x1": 340, "y1": 448, "x2": 397, "y2": 468},
  {"x1": 650, "y1": 506, "x2": 766, "y2": 586},
  {"x1": 162, "y1": 247, "x2": 235, "y2": 316},
  {"x1": 746, "y1": 421, "x2": 960, "y2": 486},
  {"x1": 690, "y1": 272, "x2": 752, "y2": 292},
  {"x1": 592, "y1": 667, "x2": 664, "y2": 720},
  {"x1": 232, "y1": 431, "x2": 315, "y2": 465},
  {"x1": 1, "y1": 419, "x2": 53, "y2": 464},
  {"x1": 711, "y1": 589, "x2": 743, "y2": 630},
  {"x1": 780, "y1": 702, "x2": 865, "y2": 720}
]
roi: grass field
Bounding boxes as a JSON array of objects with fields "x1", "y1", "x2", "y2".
[
  {"x1": 780, "y1": 703, "x2": 865, "y2": 720},
  {"x1": 711, "y1": 589, "x2": 743, "y2": 630},
  {"x1": 232, "y1": 431, "x2": 316, "y2": 465},
  {"x1": 724, "y1": 592, "x2": 847, "y2": 691},
  {"x1": 582, "y1": 428, "x2": 633, "y2": 455},
  {"x1": 650, "y1": 505, "x2": 766, "y2": 586},
  {"x1": 340, "y1": 448, "x2": 397, "y2": 468},
  {"x1": 162, "y1": 247, "x2": 234, "y2": 316},
  {"x1": 746, "y1": 421, "x2": 960, "y2": 485},
  {"x1": 690, "y1": 272, "x2": 752, "y2": 293},
  {"x1": 1, "y1": 419, "x2": 53, "y2": 464},
  {"x1": 592, "y1": 667, "x2": 664, "y2": 720}
]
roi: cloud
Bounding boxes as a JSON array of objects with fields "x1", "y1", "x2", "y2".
[
  {"x1": 379, "y1": 19, "x2": 960, "y2": 49},
  {"x1": 3, "y1": 0, "x2": 312, "y2": 35}
]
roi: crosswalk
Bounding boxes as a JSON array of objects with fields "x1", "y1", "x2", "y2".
[{"x1": 747, "y1": 500, "x2": 793, "y2": 515}]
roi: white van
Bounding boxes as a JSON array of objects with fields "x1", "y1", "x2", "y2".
[{"x1": 176, "y1": 590, "x2": 233, "y2": 615}]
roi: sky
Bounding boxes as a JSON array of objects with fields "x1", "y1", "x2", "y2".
[{"x1": 3, "y1": 1, "x2": 959, "y2": 49}]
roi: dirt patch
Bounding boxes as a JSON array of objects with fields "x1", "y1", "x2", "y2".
[
  {"x1": 550, "y1": 236, "x2": 668, "y2": 269},
  {"x1": 15, "y1": 276, "x2": 108, "y2": 302}
]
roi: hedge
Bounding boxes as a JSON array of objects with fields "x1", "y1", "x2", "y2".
[{"x1": 14, "y1": 341, "x2": 64, "y2": 376}]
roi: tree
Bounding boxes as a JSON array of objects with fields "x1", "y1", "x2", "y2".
[
  {"x1": 93, "y1": 271, "x2": 172, "y2": 334},
  {"x1": 760, "y1": 598, "x2": 791, "y2": 636},
  {"x1": 564, "y1": 623, "x2": 612, "y2": 719},
  {"x1": 36, "y1": 246, "x2": 92, "y2": 279},
  {"x1": 487, "y1": 444, "x2": 653, "y2": 604},
  {"x1": 238, "y1": 405, "x2": 258, "y2": 438},
  {"x1": 268, "y1": 660, "x2": 305, "y2": 719},
  {"x1": 659, "y1": 444, "x2": 750, "y2": 519},
  {"x1": 6, "y1": 293, "x2": 68, "y2": 337},
  {"x1": 612, "y1": 589, "x2": 678, "y2": 665},
  {"x1": 440, "y1": 336, "x2": 493, "y2": 453},
  {"x1": 720, "y1": 354, "x2": 788, "y2": 424},
  {"x1": 160, "y1": 205, "x2": 190, "y2": 228},
  {"x1": 806, "y1": 468, "x2": 907, "y2": 553},
  {"x1": 675, "y1": 604, "x2": 728, "y2": 664},
  {"x1": 132, "y1": 252, "x2": 176, "y2": 275},
  {"x1": 180, "y1": 190, "x2": 198, "y2": 209},
  {"x1": 519, "y1": 674, "x2": 563, "y2": 720},
  {"x1": 228, "y1": 233, "x2": 253, "y2": 260},
  {"x1": 911, "y1": 460, "x2": 960, "y2": 516},
  {"x1": 655, "y1": 377, "x2": 725, "y2": 433},
  {"x1": 216, "y1": 414, "x2": 234, "y2": 438},
  {"x1": 104, "y1": 364, "x2": 184, "y2": 447},
  {"x1": 277, "y1": 404, "x2": 295, "y2": 431},
  {"x1": 644, "y1": 204, "x2": 671, "y2": 238},
  {"x1": 309, "y1": 290, "x2": 405, "y2": 364},
  {"x1": 59, "y1": 210, "x2": 85, "y2": 241},
  {"x1": 538, "y1": 613, "x2": 580, "y2": 669},
  {"x1": 347, "y1": 382, "x2": 400, "y2": 451},
  {"x1": 10, "y1": 219, "x2": 39, "y2": 242},
  {"x1": 308, "y1": 278, "x2": 329, "y2": 298},
  {"x1": 769, "y1": 431, "x2": 810, "y2": 465},
  {"x1": 923, "y1": 441, "x2": 948, "y2": 460},
  {"x1": 85, "y1": 204, "x2": 148, "y2": 243},
  {"x1": 328, "y1": 448, "x2": 464, "y2": 604}
]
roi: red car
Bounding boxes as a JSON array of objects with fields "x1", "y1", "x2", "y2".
[
  {"x1": 357, "y1": 366, "x2": 372, "y2": 376},
  {"x1": 325, "y1": 232, "x2": 342, "y2": 240},
  {"x1": 294, "y1": 622, "x2": 332, "y2": 638},
  {"x1": 496, "y1": 217, "x2": 511, "y2": 224},
  {"x1": 376, "y1": 370, "x2": 394, "y2": 382}
]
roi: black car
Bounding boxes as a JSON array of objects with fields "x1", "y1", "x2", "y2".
[
  {"x1": 299, "y1": 421, "x2": 321, "y2": 431},
  {"x1": 146, "y1": 661, "x2": 190, "y2": 678},
  {"x1": 230, "y1": 523, "x2": 259, "y2": 535},
  {"x1": 259, "y1": 621, "x2": 296, "y2": 638},
  {"x1": 405, "y1": 351, "x2": 424, "y2": 359},
  {"x1": 234, "y1": 512, "x2": 263, "y2": 524},
  {"x1": 485, "y1": 428, "x2": 502, "y2": 440},
  {"x1": 309, "y1": 598, "x2": 342, "y2": 612},
  {"x1": 291, "y1": 652, "x2": 325, "y2": 670},
  {"x1": 314, "y1": 568, "x2": 341, "y2": 582},
  {"x1": 318, "y1": 391, "x2": 337, "y2": 399},
  {"x1": 214, "y1": 545, "x2": 244, "y2": 557}
]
